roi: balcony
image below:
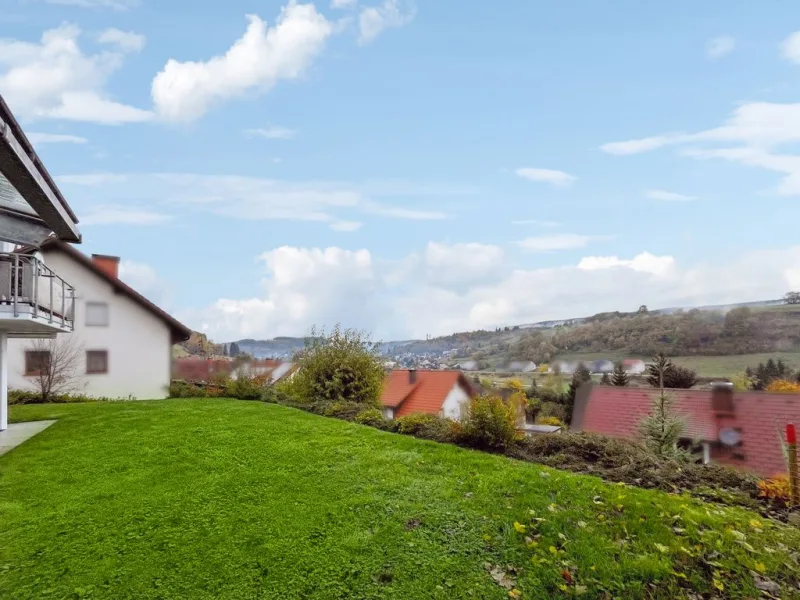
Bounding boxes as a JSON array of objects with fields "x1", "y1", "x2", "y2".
[{"x1": 0, "y1": 253, "x2": 75, "y2": 336}]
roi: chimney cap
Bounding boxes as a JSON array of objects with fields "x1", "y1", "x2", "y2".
[{"x1": 91, "y1": 253, "x2": 120, "y2": 262}]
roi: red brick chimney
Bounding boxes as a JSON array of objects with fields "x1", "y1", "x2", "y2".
[
  {"x1": 711, "y1": 382, "x2": 735, "y2": 415},
  {"x1": 409, "y1": 369, "x2": 417, "y2": 384},
  {"x1": 92, "y1": 254, "x2": 120, "y2": 279}
]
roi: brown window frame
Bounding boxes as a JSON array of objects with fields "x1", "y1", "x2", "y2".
[
  {"x1": 86, "y1": 350, "x2": 109, "y2": 375},
  {"x1": 25, "y1": 350, "x2": 51, "y2": 376}
]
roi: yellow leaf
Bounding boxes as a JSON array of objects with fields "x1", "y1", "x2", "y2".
[
  {"x1": 713, "y1": 579, "x2": 724, "y2": 592},
  {"x1": 577, "y1": 521, "x2": 587, "y2": 529},
  {"x1": 749, "y1": 519, "x2": 762, "y2": 530},
  {"x1": 508, "y1": 590, "x2": 522, "y2": 599},
  {"x1": 513, "y1": 522, "x2": 526, "y2": 533},
  {"x1": 654, "y1": 543, "x2": 670, "y2": 554},
  {"x1": 549, "y1": 546, "x2": 558, "y2": 555},
  {"x1": 755, "y1": 562, "x2": 767, "y2": 573},
  {"x1": 548, "y1": 503, "x2": 557, "y2": 512}
]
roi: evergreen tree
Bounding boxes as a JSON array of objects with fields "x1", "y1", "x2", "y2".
[
  {"x1": 647, "y1": 353, "x2": 673, "y2": 389},
  {"x1": 611, "y1": 362, "x2": 629, "y2": 387},
  {"x1": 527, "y1": 377, "x2": 538, "y2": 399},
  {"x1": 639, "y1": 390, "x2": 690, "y2": 461},
  {"x1": 600, "y1": 372, "x2": 611, "y2": 385},
  {"x1": 229, "y1": 342, "x2": 240, "y2": 357}
]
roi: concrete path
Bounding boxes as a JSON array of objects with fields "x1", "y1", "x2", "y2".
[{"x1": 0, "y1": 420, "x2": 56, "y2": 456}]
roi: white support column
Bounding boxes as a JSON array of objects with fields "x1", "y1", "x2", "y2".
[{"x1": 0, "y1": 330, "x2": 7, "y2": 431}]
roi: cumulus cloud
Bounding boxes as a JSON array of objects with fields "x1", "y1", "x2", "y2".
[
  {"x1": 645, "y1": 189, "x2": 697, "y2": 202},
  {"x1": 119, "y1": 259, "x2": 172, "y2": 309},
  {"x1": 358, "y1": 0, "x2": 415, "y2": 44},
  {"x1": 706, "y1": 35, "x2": 735, "y2": 60},
  {"x1": 98, "y1": 28, "x2": 146, "y2": 52},
  {"x1": 515, "y1": 233, "x2": 607, "y2": 252},
  {"x1": 151, "y1": 3, "x2": 333, "y2": 122},
  {"x1": 332, "y1": 0, "x2": 357, "y2": 7},
  {"x1": 0, "y1": 23, "x2": 151, "y2": 124},
  {"x1": 179, "y1": 243, "x2": 800, "y2": 341},
  {"x1": 515, "y1": 167, "x2": 576, "y2": 187}
]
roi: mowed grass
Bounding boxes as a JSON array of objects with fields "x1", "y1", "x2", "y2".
[{"x1": 2, "y1": 400, "x2": 800, "y2": 599}]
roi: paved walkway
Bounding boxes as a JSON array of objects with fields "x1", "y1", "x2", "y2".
[{"x1": 0, "y1": 420, "x2": 56, "y2": 456}]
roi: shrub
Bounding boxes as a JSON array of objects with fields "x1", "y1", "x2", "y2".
[
  {"x1": 459, "y1": 395, "x2": 520, "y2": 451},
  {"x1": 9, "y1": 390, "x2": 111, "y2": 404},
  {"x1": 639, "y1": 390, "x2": 691, "y2": 461},
  {"x1": 354, "y1": 408, "x2": 388, "y2": 428},
  {"x1": 538, "y1": 402, "x2": 567, "y2": 422},
  {"x1": 766, "y1": 379, "x2": 800, "y2": 393},
  {"x1": 510, "y1": 432, "x2": 759, "y2": 502},
  {"x1": 323, "y1": 401, "x2": 364, "y2": 420},
  {"x1": 260, "y1": 385, "x2": 292, "y2": 404},
  {"x1": 758, "y1": 475, "x2": 793, "y2": 504},
  {"x1": 225, "y1": 375, "x2": 264, "y2": 400},
  {"x1": 290, "y1": 325, "x2": 385, "y2": 406},
  {"x1": 395, "y1": 413, "x2": 456, "y2": 442},
  {"x1": 535, "y1": 416, "x2": 563, "y2": 426},
  {"x1": 169, "y1": 381, "x2": 208, "y2": 398}
]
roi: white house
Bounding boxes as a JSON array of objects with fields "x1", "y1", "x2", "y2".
[
  {"x1": 0, "y1": 95, "x2": 82, "y2": 430},
  {"x1": 7, "y1": 239, "x2": 190, "y2": 400},
  {"x1": 380, "y1": 369, "x2": 477, "y2": 420}
]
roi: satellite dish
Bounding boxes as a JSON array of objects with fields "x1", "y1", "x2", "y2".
[{"x1": 719, "y1": 428, "x2": 741, "y2": 447}]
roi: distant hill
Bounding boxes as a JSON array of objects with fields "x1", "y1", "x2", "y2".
[{"x1": 198, "y1": 298, "x2": 796, "y2": 364}]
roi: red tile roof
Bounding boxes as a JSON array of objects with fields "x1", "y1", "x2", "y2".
[
  {"x1": 573, "y1": 384, "x2": 800, "y2": 477},
  {"x1": 381, "y1": 370, "x2": 475, "y2": 417}
]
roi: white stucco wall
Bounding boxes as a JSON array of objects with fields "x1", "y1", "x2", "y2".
[
  {"x1": 7, "y1": 250, "x2": 173, "y2": 399},
  {"x1": 440, "y1": 383, "x2": 471, "y2": 420},
  {"x1": 382, "y1": 407, "x2": 395, "y2": 419}
]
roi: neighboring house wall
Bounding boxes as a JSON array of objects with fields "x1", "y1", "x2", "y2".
[
  {"x1": 7, "y1": 250, "x2": 172, "y2": 399},
  {"x1": 382, "y1": 407, "x2": 395, "y2": 419},
  {"x1": 440, "y1": 383, "x2": 471, "y2": 420}
]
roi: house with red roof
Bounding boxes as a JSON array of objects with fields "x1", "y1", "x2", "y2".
[
  {"x1": 572, "y1": 382, "x2": 799, "y2": 477},
  {"x1": 380, "y1": 369, "x2": 477, "y2": 420}
]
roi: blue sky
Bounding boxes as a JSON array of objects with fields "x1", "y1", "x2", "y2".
[{"x1": 3, "y1": 0, "x2": 800, "y2": 341}]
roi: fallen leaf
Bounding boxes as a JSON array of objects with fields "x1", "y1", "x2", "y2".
[
  {"x1": 754, "y1": 562, "x2": 767, "y2": 574},
  {"x1": 654, "y1": 543, "x2": 670, "y2": 554},
  {"x1": 513, "y1": 522, "x2": 526, "y2": 534},
  {"x1": 577, "y1": 521, "x2": 587, "y2": 529}
]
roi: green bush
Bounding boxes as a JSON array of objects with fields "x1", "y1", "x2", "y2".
[
  {"x1": 8, "y1": 390, "x2": 113, "y2": 404},
  {"x1": 538, "y1": 401, "x2": 567, "y2": 422},
  {"x1": 323, "y1": 401, "x2": 364, "y2": 420},
  {"x1": 354, "y1": 408, "x2": 387, "y2": 427},
  {"x1": 535, "y1": 415, "x2": 563, "y2": 426},
  {"x1": 225, "y1": 375, "x2": 264, "y2": 400},
  {"x1": 260, "y1": 385, "x2": 292, "y2": 404},
  {"x1": 289, "y1": 325, "x2": 384, "y2": 406},
  {"x1": 459, "y1": 394, "x2": 520, "y2": 451},
  {"x1": 395, "y1": 413, "x2": 455, "y2": 442},
  {"x1": 169, "y1": 381, "x2": 209, "y2": 398}
]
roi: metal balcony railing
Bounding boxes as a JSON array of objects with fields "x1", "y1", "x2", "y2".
[{"x1": 0, "y1": 252, "x2": 75, "y2": 331}]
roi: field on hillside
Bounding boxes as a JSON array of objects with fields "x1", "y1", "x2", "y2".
[{"x1": 3, "y1": 399, "x2": 800, "y2": 598}]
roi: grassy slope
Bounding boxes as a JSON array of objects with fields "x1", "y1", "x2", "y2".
[{"x1": 2, "y1": 400, "x2": 799, "y2": 599}]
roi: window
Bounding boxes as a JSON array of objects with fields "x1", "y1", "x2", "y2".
[
  {"x1": 86, "y1": 302, "x2": 109, "y2": 326},
  {"x1": 25, "y1": 350, "x2": 50, "y2": 376},
  {"x1": 86, "y1": 350, "x2": 108, "y2": 374}
]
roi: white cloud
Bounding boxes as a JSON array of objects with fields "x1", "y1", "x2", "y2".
[
  {"x1": 81, "y1": 205, "x2": 173, "y2": 226},
  {"x1": 98, "y1": 28, "x2": 145, "y2": 52},
  {"x1": 645, "y1": 189, "x2": 697, "y2": 202},
  {"x1": 332, "y1": 0, "x2": 357, "y2": 7},
  {"x1": 179, "y1": 246, "x2": 380, "y2": 339},
  {"x1": 151, "y1": 4, "x2": 333, "y2": 122},
  {"x1": 781, "y1": 31, "x2": 800, "y2": 64},
  {"x1": 27, "y1": 132, "x2": 88, "y2": 145},
  {"x1": 56, "y1": 172, "x2": 459, "y2": 225},
  {"x1": 706, "y1": 35, "x2": 735, "y2": 60},
  {"x1": 329, "y1": 219, "x2": 363, "y2": 231},
  {"x1": 515, "y1": 233, "x2": 606, "y2": 252},
  {"x1": 577, "y1": 252, "x2": 676, "y2": 276},
  {"x1": 358, "y1": 0, "x2": 415, "y2": 45},
  {"x1": 180, "y1": 243, "x2": 800, "y2": 340},
  {"x1": 119, "y1": 259, "x2": 172, "y2": 309},
  {"x1": 424, "y1": 242, "x2": 505, "y2": 286},
  {"x1": 603, "y1": 101, "x2": 800, "y2": 194},
  {"x1": 244, "y1": 125, "x2": 296, "y2": 140},
  {"x1": 515, "y1": 167, "x2": 576, "y2": 187},
  {"x1": 0, "y1": 23, "x2": 151, "y2": 124},
  {"x1": 45, "y1": 0, "x2": 138, "y2": 8},
  {"x1": 600, "y1": 135, "x2": 683, "y2": 155}
]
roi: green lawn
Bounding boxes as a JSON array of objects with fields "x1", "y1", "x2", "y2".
[{"x1": 2, "y1": 400, "x2": 799, "y2": 599}]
